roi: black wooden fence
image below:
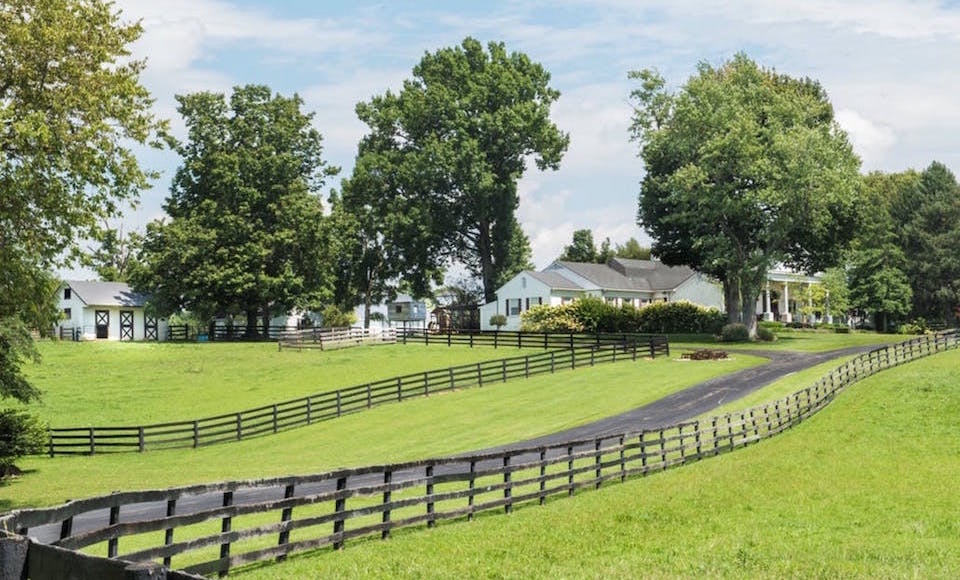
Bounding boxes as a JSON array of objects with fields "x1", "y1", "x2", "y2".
[
  {"x1": 6, "y1": 330, "x2": 956, "y2": 579},
  {"x1": 48, "y1": 339, "x2": 664, "y2": 456},
  {"x1": 399, "y1": 329, "x2": 671, "y2": 352}
]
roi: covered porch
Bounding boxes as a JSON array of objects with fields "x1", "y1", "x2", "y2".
[{"x1": 759, "y1": 269, "x2": 830, "y2": 325}]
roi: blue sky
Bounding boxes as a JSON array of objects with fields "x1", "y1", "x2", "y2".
[{"x1": 91, "y1": 0, "x2": 960, "y2": 279}]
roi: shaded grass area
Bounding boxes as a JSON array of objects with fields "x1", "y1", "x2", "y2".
[
  {"x1": 20, "y1": 342, "x2": 542, "y2": 425},
  {"x1": 2, "y1": 353, "x2": 763, "y2": 509},
  {"x1": 232, "y1": 349, "x2": 960, "y2": 579}
]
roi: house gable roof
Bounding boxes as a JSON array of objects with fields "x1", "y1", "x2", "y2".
[
  {"x1": 550, "y1": 258, "x2": 697, "y2": 293},
  {"x1": 64, "y1": 281, "x2": 147, "y2": 308},
  {"x1": 525, "y1": 270, "x2": 583, "y2": 291}
]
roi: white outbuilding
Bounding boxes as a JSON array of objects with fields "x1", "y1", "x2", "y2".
[{"x1": 56, "y1": 280, "x2": 166, "y2": 341}]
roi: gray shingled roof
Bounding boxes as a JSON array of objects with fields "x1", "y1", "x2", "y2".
[
  {"x1": 554, "y1": 259, "x2": 695, "y2": 292},
  {"x1": 65, "y1": 281, "x2": 147, "y2": 307},
  {"x1": 525, "y1": 270, "x2": 582, "y2": 290}
]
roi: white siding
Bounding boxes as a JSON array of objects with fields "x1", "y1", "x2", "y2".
[
  {"x1": 480, "y1": 273, "x2": 553, "y2": 331},
  {"x1": 671, "y1": 274, "x2": 724, "y2": 310}
]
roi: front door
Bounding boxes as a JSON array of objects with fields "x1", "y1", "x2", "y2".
[
  {"x1": 145, "y1": 316, "x2": 158, "y2": 341},
  {"x1": 120, "y1": 310, "x2": 134, "y2": 341},
  {"x1": 95, "y1": 310, "x2": 110, "y2": 339}
]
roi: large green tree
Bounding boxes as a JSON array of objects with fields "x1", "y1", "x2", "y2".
[
  {"x1": 133, "y1": 85, "x2": 337, "y2": 335},
  {"x1": 559, "y1": 229, "x2": 598, "y2": 262},
  {"x1": 630, "y1": 54, "x2": 862, "y2": 336},
  {"x1": 352, "y1": 37, "x2": 569, "y2": 303},
  {"x1": 0, "y1": 0, "x2": 164, "y2": 470},
  {"x1": 890, "y1": 162, "x2": 960, "y2": 323}
]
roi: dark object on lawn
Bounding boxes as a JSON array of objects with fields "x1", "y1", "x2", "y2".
[{"x1": 681, "y1": 349, "x2": 729, "y2": 360}]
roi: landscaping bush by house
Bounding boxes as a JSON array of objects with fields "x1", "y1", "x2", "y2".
[
  {"x1": 520, "y1": 298, "x2": 725, "y2": 335},
  {"x1": 720, "y1": 322, "x2": 750, "y2": 342}
]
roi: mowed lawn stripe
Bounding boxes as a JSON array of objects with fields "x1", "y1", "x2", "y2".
[{"x1": 21, "y1": 342, "x2": 543, "y2": 426}]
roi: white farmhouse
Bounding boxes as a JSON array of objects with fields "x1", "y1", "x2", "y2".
[
  {"x1": 479, "y1": 258, "x2": 723, "y2": 331},
  {"x1": 57, "y1": 280, "x2": 166, "y2": 341}
]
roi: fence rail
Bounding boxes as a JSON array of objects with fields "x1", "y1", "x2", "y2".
[
  {"x1": 47, "y1": 337, "x2": 665, "y2": 456},
  {"x1": 277, "y1": 327, "x2": 397, "y2": 351},
  {"x1": 399, "y1": 329, "x2": 671, "y2": 352},
  {"x1": 6, "y1": 330, "x2": 956, "y2": 579}
]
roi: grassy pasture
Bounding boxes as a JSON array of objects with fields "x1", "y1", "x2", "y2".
[
  {"x1": 2, "y1": 349, "x2": 764, "y2": 510},
  {"x1": 678, "y1": 329, "x2": 903, "y2": 353},
  {"x1": 231, "y1": 348, "x2": 960, "y2": 579},
  {"x1": 20, "y1": 342, "x2": 544, "y2": 425}
]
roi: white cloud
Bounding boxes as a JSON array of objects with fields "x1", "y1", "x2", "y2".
[{"x1": 834, "y1": 109, "x2": 896, "y2": 169}]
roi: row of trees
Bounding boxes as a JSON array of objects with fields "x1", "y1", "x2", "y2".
[{"x1": 557, "y1": 229, "x2": 651, "y2": 263}]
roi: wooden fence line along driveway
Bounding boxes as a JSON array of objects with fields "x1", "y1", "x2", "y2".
[
  {"x1": 4, "y1": 331, "x2": 956, "y2": 579},
  {"x1": 47, "y1": 333, "x2": 669, "y2": 456}
]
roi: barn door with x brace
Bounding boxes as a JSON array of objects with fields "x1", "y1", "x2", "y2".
[
  {"x1": 95, "y1": 310, "x2": 110, "y2": 339},
  {"x1": 120, "y1": 310, "x2": 134, "y2": 341}
]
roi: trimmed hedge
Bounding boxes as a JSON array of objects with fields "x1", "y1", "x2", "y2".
[{"x1": 520, "y1": 297, "x2": 725, "y2": 335}]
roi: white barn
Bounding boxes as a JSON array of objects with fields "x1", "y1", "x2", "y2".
[
  {"x1": 57, "y1": 280, "x2": 167, "y2": 341},
  {"x1": 479, "y1": 258, "x2": 723, "y2": 331}
]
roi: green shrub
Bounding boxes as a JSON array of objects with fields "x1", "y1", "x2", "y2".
[
  {"x1": 488, "y1": 314, "x2": 507, "y2": 329},
  {"x1": 0, "y1": 410, "x2": 47, "y2": 475},
  {"x1": 567, "y1": 297, "x2": 620, "y2": 333},
  {"x1": 755, "y1": 325, "x2": 776, "y2": 342},
  {"x1": 721, "y1": 323, "x2": 750, "y2": 342},
  {"x1": 520, "y1": 304, "x2": 585, "y2": 333},
  {"x1": 834, "y1": 325, "x2": 851, "y2": 334},
  {"x1": 758, "y1": 320, "x2": 784, "y2": 331},
  {"x1": 634, "y1": 301, "x2": 726, "y2": 334},
  {"x1": 321, "y1": 304, "x2": 356, "y2": 328}
]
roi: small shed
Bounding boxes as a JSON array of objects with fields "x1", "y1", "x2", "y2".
[
  {"x1": 387, "y1": 295, "x2": 427, "y2": 328},
  {"x1": 56, "y1": 280, "x2": 166, "y2": 341}
]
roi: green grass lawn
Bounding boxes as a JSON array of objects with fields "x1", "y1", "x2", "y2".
[
  {"x1": 674, "y1": 329, "x2": 904, "y2": 353},
  {"x1": 19, "y1": 341, "x2": 546, "y2": 426},
  {"x1": 230, "y1": 348, "x2": 960, "y2": 579},
  {"x1": 1, "y1": 352, "x2": 764, "y2": 510}
]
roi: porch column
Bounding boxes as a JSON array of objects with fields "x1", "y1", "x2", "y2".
[
  {"x1": 824, "y1": 291, "x2": 833, "y2": 325},
  {"x1": 763, "y1": 283, "x2": 773, "y2": 321},
  {"x1": 782, "y1": 282, "x2": 792, "y2": 323},
  {"x1": 807, "y1": 282, "x2": 815, "y2": 324}
]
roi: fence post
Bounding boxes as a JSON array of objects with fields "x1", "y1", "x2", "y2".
[
  {"x1": 163, "y1": 498, "x2": 177, "y2": 568},
  {"x1": 306, "y1": 397, "x2": 313, "y2": 424},
  {"x1": 567, "y1": 445, "x2": 575, "y2": 496},
  {"x1": 494, "y1": 331, "x2": 498, "y2": 349},
  {"x1": 550, "y1": 351, "x2": 555, "y2": 373},
  {"x1": 273, "y1": 404, "x2": 279, "y2": 431},
  {"x1": 594, "y1": 438, "x2": 603, "y2": 489},
  {"x1": 468, "y1": 460, "x2": 476, "y2": 521},
  {"x1": 424, "y1": 372, "x2": 430, "y2": 397},
  {"x1": 108, "y1": 504, "x2": 120, "y2": 557},
  {"x1": 138, "y1": 426, "x2": 145, "y2": 453},
  {"x1": 502, "y1": 359, "x2": 507, "y2": 382},
  {"x1": 236, "y1": 413, "x2": 242, "y2": 441},
  {"x1": 277, "y1": 483, "x2": 296, "y2": 561},
  {"x1": 397, "y1": 377, "x2": 402, "y2": 401},
  {"x1": 639, "y1": 432, "x2": 648, "y2": 474},
  {"x1": 89, "y1": 427, "x2": 95, "y2": 455},
  {"x1": 477, "y1": 362, "x2": 483, "y2": 387},
  {"x1": 503, "y1": 455, "x2": 513, "y2": 514},
  {"x1": 426, "y1": 464, "x2": 436, "y2": 528},
  {"x1": 649, "y1": 337, "x2": 655, "y2": 358},
  {"x1": 619, "y1": 435, "x2": 626, "y2": 482},
  {"x1": 382, "y1": 470, "x2": 393, "y2": 539},
  {"x1": 333, "y1": 476, "x2": 347, "y2": 549},
  {"x1": 336, "y1": 392, "x2": 342, "y2": 417},
  {"x1": 219, "y1": 491, "x2": 234, "y2": 577},
  {"x1": 539, "y1": 448, "x2": 547, "y2": 505}
]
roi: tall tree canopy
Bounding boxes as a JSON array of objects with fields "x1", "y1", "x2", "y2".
[
  {"x1": 559, "y1": 229, "x2": 598, "y2": 262},
  {"x1": 890, "y1": 162, "x2": 960, "y2": 323},
  {"x1": 558, "y1": 229, "x2": 652, "y2": 263},
  {"x1": 133, "y1": 85, "x2": 337, "y2": 334},
  {"x1": 630, "y1": 54, "x2": 862, "y2": 335},
  {"x1": 0, "y1": 0, "x2": 164, "y2": 470},
  {"x1": 351, "y1": 37, "x2": 569, "y2": 303}
]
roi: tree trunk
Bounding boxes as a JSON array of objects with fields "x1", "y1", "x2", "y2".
[
  {"x1": 478, "y1": 220, "x2": 496, "y2": 304},
  {"x1": 261, "y1": 304, "x2": 270, "y2": 338},
  {"x1": 741, "y1": 291, "x2": 759, "y2": 337},
  {"x1": 723, "y1": 279, "x2": 740, "y2": 323},
  {"x1": 244, "y1": 310, "x2": 258, "y2": 338},
  {"x1": 363, "y1": 295, "x2": 372, "y2": 329}
]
